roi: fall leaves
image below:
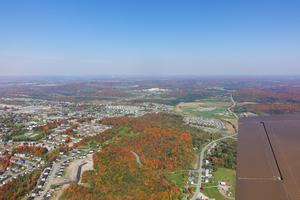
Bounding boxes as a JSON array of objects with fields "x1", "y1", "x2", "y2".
[
  {"x1": 15, "y1": 145, "x2": 48, "y2": 156},
  {"x1": 0, "y1": 155, "x2": 11, "y2": 171},
  {"x1": 235, "y1": 88, "x2": 300, "y2": 114},
  {"x1": 63, "y1": 114, "x2": 194, "y2": 200}
]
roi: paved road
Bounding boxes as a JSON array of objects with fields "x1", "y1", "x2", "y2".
[
  {"x1": 191, "y1": 133, "x2": 237, "y2": 200},
  {"x1": 36, "y1": 157, "x2": 69, "y2": 200},
  {"x1": 229, "y1": 94, "x2": 239, "y2": 119},
  {"x1": 191, "y1": 94, "x2": 238, "y2": 200}
]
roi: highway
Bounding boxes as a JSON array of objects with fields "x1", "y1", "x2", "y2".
[{"x1": 190, "y1": 94, "x2": 238, "y2": 200}]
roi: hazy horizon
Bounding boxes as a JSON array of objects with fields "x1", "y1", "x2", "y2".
[{"x1": 1, "y1": 0, "x2": 300, "y2": 76}]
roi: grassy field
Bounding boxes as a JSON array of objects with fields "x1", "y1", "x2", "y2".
[
  {"x1": 12, "y1": 130, "x2": 44, "y2": 141},
  {"x1": 118, "y1": 126, "x2": 137, "y2": 137},
  {"x1": 203, "y1": 186, "x2": 228, "y2": 200},
  {"x1": 176, "y1": 100, "x2": 234, "y2": 119},
  {"x1": 203, "y1": 167, "x2": 236, "y2": 200},
  {"x1": 167, "y1": 171, "x2": 187, "y2": 189},
  {"x1": 215, "y1": 168, "x2": 236, "y2": 196},
  {"x1": 183, "y1": 107, "x2": 230, "y2": 119}
]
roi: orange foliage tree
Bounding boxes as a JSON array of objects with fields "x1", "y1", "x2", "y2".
[
  {"x1": 15, "y1": 145, "x2": 48, "y2": 156},
  {"x1": 63, "y1": 113, "x2": 194, "y2": 200}
]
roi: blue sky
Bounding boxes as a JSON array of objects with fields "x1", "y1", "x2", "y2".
[{"x1": 0, "y1": 0, "x2": 300, "y2": 76}]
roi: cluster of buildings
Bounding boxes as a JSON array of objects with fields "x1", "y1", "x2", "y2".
[
  {"x1": 218, "y1": 181, "x2": 232, "y2": 198},
  {"x1": 90, "y1": 103, "x2": 173, "y2": 117},
  {"x1": 183, "y1": 116, "x2": 225, "y2": 130},
  {"x1": 202, "y1": 160, "x2": 213, "y2": 183},
  {"x1": 0, "y1": 97, "x2": 173, "y2": 192},
  {"x1": 0, "y1": 153, "x2": 45, "y2": 186}
]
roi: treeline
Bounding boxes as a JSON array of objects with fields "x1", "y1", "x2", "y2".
[
  {"x1": 0, "y1": 155, "x2": 11, "y2": 172},
  {"x1": 209, "y1": 139, "x2": 237, "y2": 170},
  {"x1": 0, "y1": 168, "x2": 42, "y2": 200},
  {"x1": 101, "y1": 113, "x2": 221, "y2": 149},
  {"x1": 15, "y1": 145, "x2": 48, "y2": 156},
  {"x1": 235, "y1": 88, "x2": 300, "y2": 103},
  {"x1": 235, "y1": 103, "x2": 300, "y2": 115}
]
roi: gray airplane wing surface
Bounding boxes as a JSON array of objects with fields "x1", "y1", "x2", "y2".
[{"x1": 237, "y1": 115, "x2": 300, "y2": 200}]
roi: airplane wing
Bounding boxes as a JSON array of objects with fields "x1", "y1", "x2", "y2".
[{"x1": 236, "y1": 115, "x2": 300, "y2": 200}]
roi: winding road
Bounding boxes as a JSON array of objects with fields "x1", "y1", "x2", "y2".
[
  {"x1": 190, "y1": 94, "x2": 238, "y2": 200},
  {"x1": 191, "y1": 133, "x2": 237, "y2": 200}
]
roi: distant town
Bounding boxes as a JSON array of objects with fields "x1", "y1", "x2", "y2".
[{"x1": 1, "y1": 77, "x2": 300, "y2": 200}]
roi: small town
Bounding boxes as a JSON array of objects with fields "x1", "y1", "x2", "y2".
[
  {"x1": 0, "y1": 97, "x2": 177, "y2": 199},
  {"x1": 2, "y1": 2, "x2": 298, "y2": 199}
]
